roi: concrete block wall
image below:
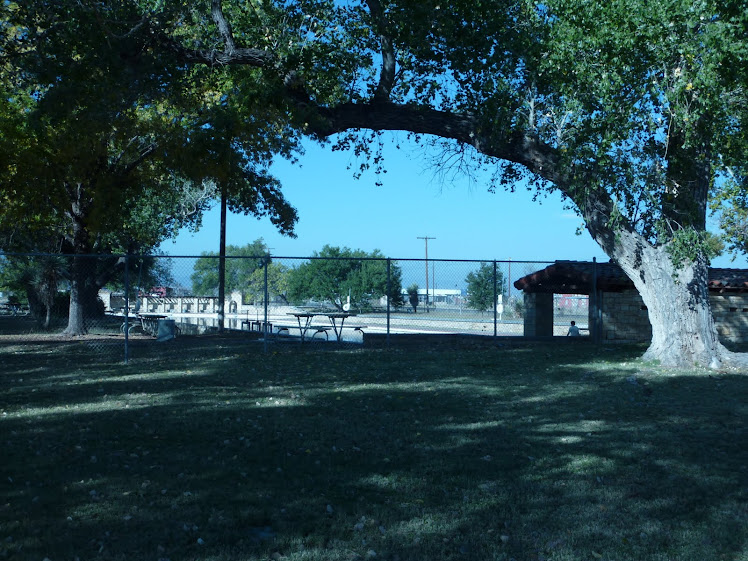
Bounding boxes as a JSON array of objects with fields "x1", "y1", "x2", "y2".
[
  {"x1": 600, "y1": 290, "x2": 652, "y2": 342},
  {"x1": 710, "y1": 294, "x2": 748, "y2": 343},
  {"x1": 600, "y1": 290, "x2": 748, "y2": 344}
]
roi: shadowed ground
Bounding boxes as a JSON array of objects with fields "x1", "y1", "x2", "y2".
[{"x1": 1, "y1": 329, "x2": 746, "y2": 561}]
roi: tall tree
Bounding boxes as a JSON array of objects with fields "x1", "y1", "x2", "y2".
[
  {"x1": 191, "y1": 239, "x2": 272, "y2": 296},
  {"x1": 245, "y1": 262, "x2": 291, "y2": 305},
  {"x1": 287, "y1": 246, "x2": 403, "y2": 310},
  {"x1": 0, "y1": 1, "x2": 299, "y2": 334},
  {"x1": 465, "y1": 263, "x2": 505, "y2": 314},
  {"x1": 131, "y1": 0, "x2": 745, "y2": 368},
  {"x1": 0, "y1": 253, "x2": 67, "y2": 329}
]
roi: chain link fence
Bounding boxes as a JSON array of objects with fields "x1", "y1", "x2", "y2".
[{"x1": 1, "y1": 253, "x2": 591, "y2": 362}]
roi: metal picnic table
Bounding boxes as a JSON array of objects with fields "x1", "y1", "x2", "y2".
[
  {"x1": 137, "y1": 313, "x2": 168, "y2": 336},
  {"x1": 286, "y1": 312, "x2": 360, "y2": 343}
]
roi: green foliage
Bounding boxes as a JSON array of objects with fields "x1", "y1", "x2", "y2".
[
  {"x1": 712, "y1": 172, "x2": 748, "y2": 257},
  {"x1": 0, "y1": 1, "x2": 300, "y2": 255},
  {"x1": 0, "y1": 255, "x2": 66, "y2": 315},
  {"x1": 665, "y1": 229, "x2": 724, "y2": 269},
  {"x1": 7, "y1": 1, "x2": 746, "y2": 263},
  {"x1": 0, "y1": 1, "x2": 301, "y2": 331},
  {"x1": 190, "y1": 240, "x2": 270, "y2": 297},
  {"x1": 465, "y1": 263, "x2": 505, "y2": 313},
  {"x1": 528, "y1": 0, "x2": 748, "y2": 247},
  {"x1": 118, "y1": 0, "x2": 744, "y2": 264},
  {"x1": 287, "y1": 246, "x2": 403, "y2": 310}
]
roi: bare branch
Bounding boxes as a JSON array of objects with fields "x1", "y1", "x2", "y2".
[{"x1": 178, "y1": 180, "x2": 218, "y2": 219}]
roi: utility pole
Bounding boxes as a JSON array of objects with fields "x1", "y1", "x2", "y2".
[{"x1": 417, "y1": 236, "x2": 435, "y2": 313}]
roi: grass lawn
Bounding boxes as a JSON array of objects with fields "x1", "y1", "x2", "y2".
[{"x1": 1, "y1": 333, "x2": 746, "y2": 561}]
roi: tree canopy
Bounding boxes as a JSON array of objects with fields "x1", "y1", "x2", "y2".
[
  {"x1": 190, "y1": 239, "x2": 289, "y2": 303},
  {"x1": 0, "y1": 0, "x2": 300, "y2": 333},
  {"x1": 465, "y1": 263, "x2": 505, "y2": 313},
  {"x1": 287, "y1": 246, "x2": 403, "y2": 310},
  {"x1": 3, "y1": 0, "x2": 747, "y2": 366}
]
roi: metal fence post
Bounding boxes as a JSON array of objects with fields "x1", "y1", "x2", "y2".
[
  {"x1": 124, "y1": 253, "x2": 130, "y2": 364},
  {"x1": 263, "y1": 255, "x2": 269, "y2": 353},
  {"x1": 591, "y1": 257, "x2": 599, "y2": 344},
  {"x1": 507, "y1": 258, "x2": 512, "y2": 302},
  {"x1": 386, "y1": 258, "x2": 391, "y2": 348},
  {"x1": 493, "y1": 260, "x2": 498, "y2": 339}
]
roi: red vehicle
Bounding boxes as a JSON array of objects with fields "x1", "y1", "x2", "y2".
[{"x1": 148, "y1": 286, "x2": 172, "y2": 298}]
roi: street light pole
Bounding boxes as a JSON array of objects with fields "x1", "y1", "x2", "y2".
[{"x1": 417, "y1": 236, "x2": 435, "y2": 313}]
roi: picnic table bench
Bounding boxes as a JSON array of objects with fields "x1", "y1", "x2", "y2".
[
  {"x1": 274, "y1": 323, "x2": 367, "y2": 342},
  {"x1": 241, "y1": 319, "x2": 273, "y2": 333},
  {"x1": 274, "y1": 323, "x2": 334, "y2": 341}
]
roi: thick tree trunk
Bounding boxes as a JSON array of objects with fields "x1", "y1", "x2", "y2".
[
  {"x1": 62, "y1": 256, "x2": 88, "y2": 336},
  {"x1": 616, "y1": 242, "x2": 724, "y2": 367},
  {"x1": 62, "y1": 185, "x2": 91, "y2": 336},
  {"x1": 586, "y1": 221, "x2": 748, "y2": 369}
]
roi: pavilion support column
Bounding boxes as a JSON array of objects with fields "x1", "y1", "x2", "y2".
[{"x1": 524, "y1": 292, "x2": 554, "y2": 337}]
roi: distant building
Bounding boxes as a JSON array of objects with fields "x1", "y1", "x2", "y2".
[{"x1": 401, "y1": 288, "x2": 462, "y2": 305}]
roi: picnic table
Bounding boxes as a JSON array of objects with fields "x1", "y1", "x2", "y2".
[
  {"x1": 119, "y1": 313, "x2": 168, "y2": 337},
  {"x1": 139, "y1": 313, "x2": 168, "y2": 336},
  {"x1": 281, "y1": 312, "x2": 365, "y2": 343}
]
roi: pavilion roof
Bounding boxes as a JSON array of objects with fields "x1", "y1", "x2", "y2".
[{"x1": 513, "y1": 261, "x2": 748, "y2": 294}]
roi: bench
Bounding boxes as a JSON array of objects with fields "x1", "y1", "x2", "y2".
[
  {"x1": 274, "y1": 324, "x2": 333, "y2": 341},
  {"x1": 242, "y1": 319, "x2": 273, "y2": 332},
  {"x1": 274, "y1": 324, "x2": 367, "y2": 343}
]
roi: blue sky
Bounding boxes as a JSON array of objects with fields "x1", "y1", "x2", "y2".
[{"x1": 158, "y1": 135, "x2": 748, "y2": 269}]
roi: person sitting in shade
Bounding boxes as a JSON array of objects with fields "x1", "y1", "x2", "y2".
[{"x1": 567, "y1": 320, "x2": 580, "y2": 337}]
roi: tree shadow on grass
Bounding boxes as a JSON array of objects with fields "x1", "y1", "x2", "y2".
[{"x1": 1, "y1": 343, "x2": 745, "y2": 560}]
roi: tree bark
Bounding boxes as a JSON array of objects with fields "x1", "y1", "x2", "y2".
[
  {"x1": 582, "y1": 194, "x2": 748, "y2": 369},
  {"x1": 62, "y1": 184, "x2": 91, "y2": 336},
  {"x1": 62, "y1": 258, "x2": 87, "y2": 336},
  {"x1": 613, "y1": 233, "x2": 725, "y2": 367}
]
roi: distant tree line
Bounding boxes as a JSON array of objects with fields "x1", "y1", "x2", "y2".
[
  {"x1": 190, "y1": 244, "x2": 511, "y2": 315},
  {"x1": 190, "y1": 241, "x2": 404, "y2": 311}
]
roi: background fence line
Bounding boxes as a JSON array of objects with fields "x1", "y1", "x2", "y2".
[{"x1": 0, "y1": 252, "x2": 593, "y2": 363}]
